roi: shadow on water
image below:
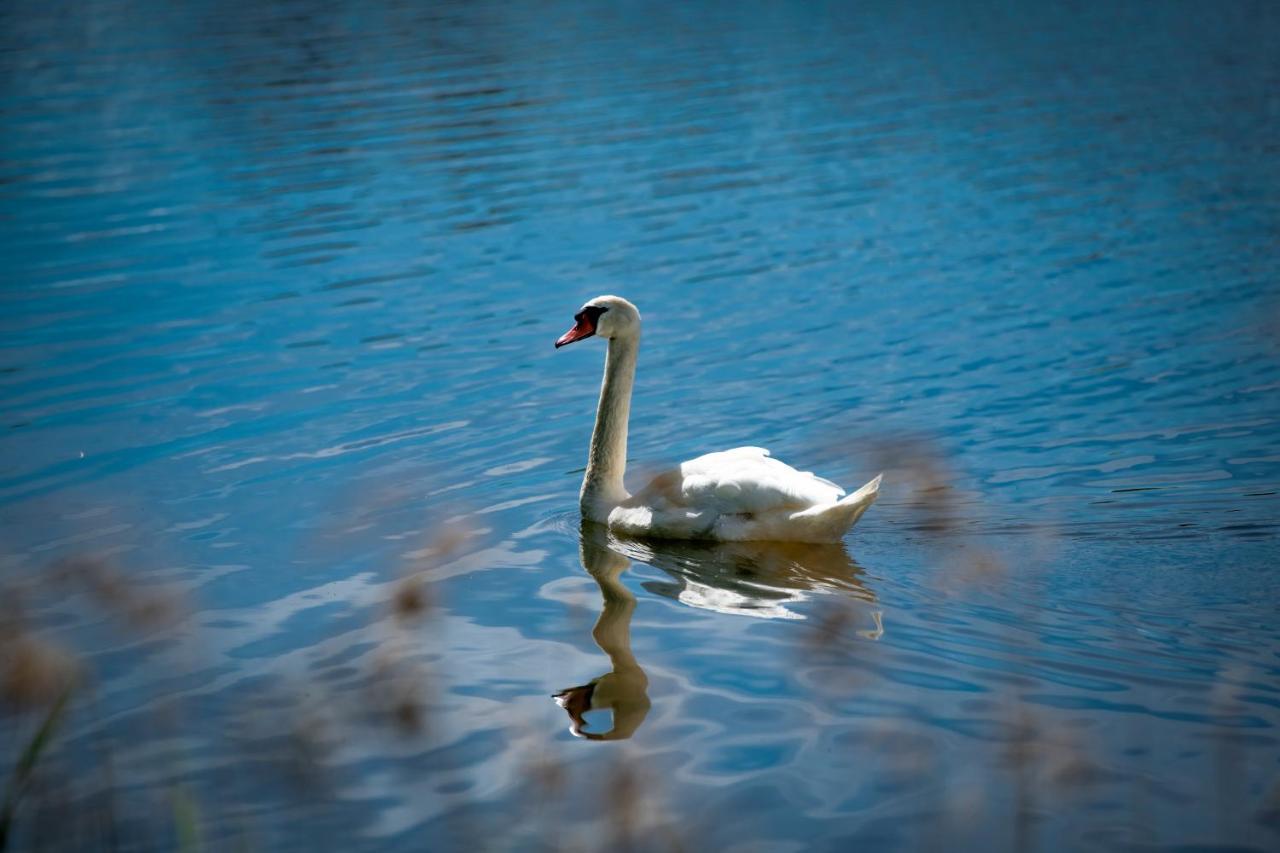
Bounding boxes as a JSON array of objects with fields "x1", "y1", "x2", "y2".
[{"x1": 555, "y1": 522, "x2": 881, "y2": 740}]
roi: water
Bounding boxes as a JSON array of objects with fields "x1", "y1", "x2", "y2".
[{"x1": 2, "y1": 0, "x2": 1278, "y2": 849}]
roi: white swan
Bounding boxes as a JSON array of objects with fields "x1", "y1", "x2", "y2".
[{"x1": 555, "y1": 295, "x2": 882, "y2": 543}]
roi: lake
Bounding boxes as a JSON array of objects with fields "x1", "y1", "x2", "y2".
[{"x1": 2, "y1": 0, "x2": 1278, "y2": 850}]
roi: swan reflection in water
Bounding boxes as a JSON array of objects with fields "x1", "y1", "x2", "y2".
[
  {"x1": 553, "y1": 523, "x2": 651, "y2": 740},
  {"x1": 554, "y1": 523, "x2": 881, "y2": 740},
  {"x1": 611, "y1": 534, "x2": 879, "y2": 625}
]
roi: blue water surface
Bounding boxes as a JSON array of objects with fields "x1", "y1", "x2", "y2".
[{"x1": 2, "y1": 0, "x2": 1279, "y2": 850}]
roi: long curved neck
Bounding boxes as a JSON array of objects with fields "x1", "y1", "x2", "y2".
[{"x1": 581, "y1": 333, "x2": 638, "y2": 520}]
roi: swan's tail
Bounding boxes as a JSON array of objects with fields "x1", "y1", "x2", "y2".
[{"x1": 790, "y1": 474, "x2": 882, "y2": 543}]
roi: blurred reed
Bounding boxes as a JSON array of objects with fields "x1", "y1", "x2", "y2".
[
  {"x1": 0, "y1": 506, "x2": 700, "y2": 853},
  {"x1": 0, "y1": 431, "x2": 1272, "y2": 850}
]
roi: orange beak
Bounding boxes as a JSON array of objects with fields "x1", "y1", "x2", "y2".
[{"x1": 555, "y1": 314, "x2": 596, "y2": 348}]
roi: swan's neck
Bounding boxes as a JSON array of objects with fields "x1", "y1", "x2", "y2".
[{"x1": 581, "y1": 334, "x2": 637, "y2": 520}]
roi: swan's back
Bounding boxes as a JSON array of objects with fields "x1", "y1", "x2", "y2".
[
  {"x1": 678, "y1": 447, "x2": 844, "y2": 514},
  {"x1": 611, "y1": 446, "x2": 880, "y2": 543}
]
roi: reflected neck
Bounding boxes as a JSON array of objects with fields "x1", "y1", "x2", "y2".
[
  {"x1": 592, "y1": 560, "x2": 640, "y2": 672},
  {"x1": 581, "y1": 334, "x2": 638, "y2": 520}
]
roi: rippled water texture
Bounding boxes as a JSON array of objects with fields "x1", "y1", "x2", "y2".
[{"x1": 3, "y1": 0, "x2": 1279, "y2": 850}]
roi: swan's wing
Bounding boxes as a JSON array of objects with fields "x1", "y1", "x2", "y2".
[
  {"x1": 673, "y1": 447, "x2": 845, "y2": 514},
  {"x1": 616, "y1": 449, "x2": 878, "y2": 542}
]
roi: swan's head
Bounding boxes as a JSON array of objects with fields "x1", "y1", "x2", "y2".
[{"x1": 555, "y1": 295, "x2": 641, "y2": 348}]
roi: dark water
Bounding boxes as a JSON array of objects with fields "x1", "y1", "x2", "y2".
[{"x1": 2, "y1": 0, "x2": 1279, "y2": 849}]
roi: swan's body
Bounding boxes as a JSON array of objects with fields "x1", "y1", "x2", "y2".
[{"x1": 556, "y1": 296, "x2": 881, "y2": 544}]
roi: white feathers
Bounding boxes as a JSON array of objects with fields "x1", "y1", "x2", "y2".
[
  {"x1": 607, "y1": 447, "x2": 882, "y2": 544},
  {"x1": 678, "y1": 447, "x2": 845, "y2": 514}
]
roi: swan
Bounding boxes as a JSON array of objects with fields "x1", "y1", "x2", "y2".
[{"x1": 555, "y1": 295, "x2": 882, "y2": 543}]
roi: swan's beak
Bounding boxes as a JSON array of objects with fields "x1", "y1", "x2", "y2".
[
  {"x1": 555, "y1": 317, "x2": 595, "y2": 348},
  {"x1": 553, "y1": 683, "x2": 596, "y2": 736}
]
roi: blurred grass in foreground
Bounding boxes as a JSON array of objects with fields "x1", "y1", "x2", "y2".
[{"x1": 1, "y1": 436, "x2": 1277, "y2": 850}]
